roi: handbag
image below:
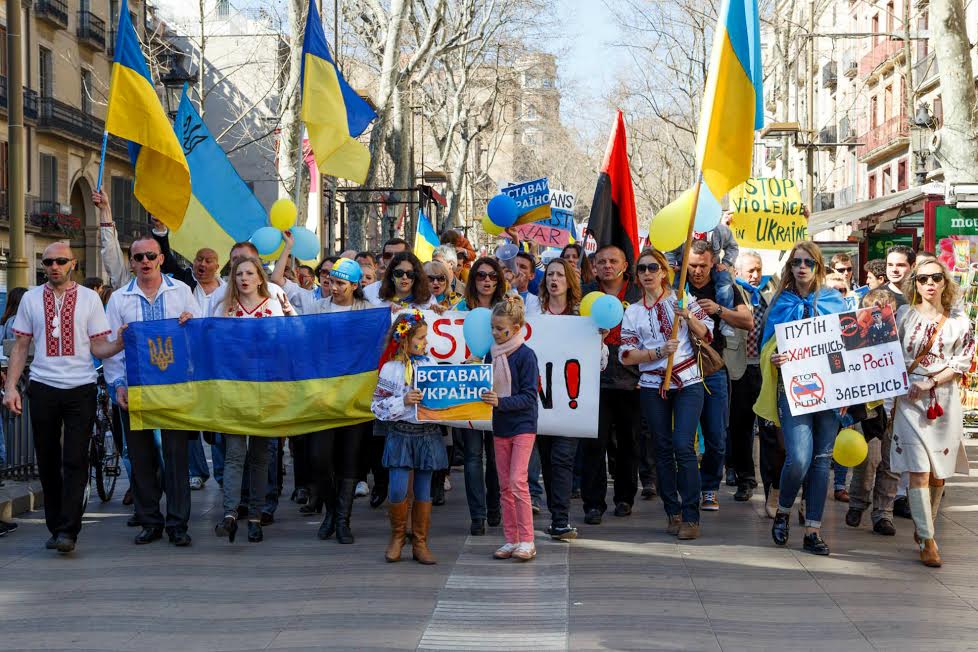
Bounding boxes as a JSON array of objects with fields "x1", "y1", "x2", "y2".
[
  {"x1": 691, "y1": 335, "x2": 725, "y2": 378},
  {"x1": 887, "y1": 312, "x2": 947, "y2": 428}
]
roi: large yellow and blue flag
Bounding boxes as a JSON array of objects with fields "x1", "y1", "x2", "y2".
[
  {"x1": 696, "y1": 0, "x2": 763, "y2": 200},
  {"x1": 300, "y1": 0, "x2": 377, "y2": 184},
  {"x1": 170, "y1": 88, "x2": 267, "y2": 268},
  {"x1": 413, "y1": 211, "x2": 439, "y2": 263},
  {"x1": 124, "y1": 309, "x2": 389, "y2": 436},
  {"x1": 105, "y1": 0, "x2": 190, "y2": 229}
]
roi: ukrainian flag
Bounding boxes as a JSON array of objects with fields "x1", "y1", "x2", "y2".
[
  {"x1": 696, "y1": 0, "x2": 763, "y2": 200},
  {"x1": 105, "y1": 0, "x2": 190, "y2": 229},
  {"x1": 414, "y1": 210, "x2": 439, "y2": 263},
  {"x1": 124, "y1": 309, "x2": 389, "y2": 436},
  {"x1": 300, "y1": 0, "x2": 377, "y2": 184},
  {"x1": 170, "y1": 88, "x2": 267, "y2": 269}
]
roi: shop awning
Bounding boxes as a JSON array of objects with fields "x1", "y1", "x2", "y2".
[{"x1": 808, "y1": 183, "x2": 944, "y2": 235}]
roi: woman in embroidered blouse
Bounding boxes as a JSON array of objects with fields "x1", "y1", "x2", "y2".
[
  {"x1": 892, "y1": 258, "x2": 974, "y2": 567},
  {"x1": 373, "y1": 252, "x2": 435, "y2": 311},
  {"x1": 619, "y1": 248, "x2": 710, "y2": 540},
  {"x1": 214, "y1": 257, "x2": 289, "y2": 544}
]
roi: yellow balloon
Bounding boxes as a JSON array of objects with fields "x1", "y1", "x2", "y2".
[
  {"x1": 833, "y1": 428, "x2": 868, "y2": 467},
  {"x1": 580, "y1": 291, "x2": 604, "y2": 317},
  {"x1": 270, "y1": 199, "x2": 297, "y2": 232},
  {"x1": 481, "y1": 214, "x2": 503, "y2": 236},
  {"x1": 260, "y1": 241, "x2": 285, "y2": 262},
  {"x1": 649, "y1": 186, "x2": 696, "y2": 251}
]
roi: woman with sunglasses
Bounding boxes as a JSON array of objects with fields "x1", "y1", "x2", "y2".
[
  {"x1": 891, "y1": 258, "x2": 974, "y2": 567},
  {"x1": 424, "y1": 260, "x2": 463, "y2": 311},
  {"x1": 456, "y1": 256, "x2": 507, "y2": 534},
  {"x1": 619, "y1": 249, "x2": 711, "y2": 540},
  {"x1": 755, "y1": 242, "x2": 847, "y2": 556},
  {"x1": 374, "y1": 252, "x2": 435, "y2": 311}
]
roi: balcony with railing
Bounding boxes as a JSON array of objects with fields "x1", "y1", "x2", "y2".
[
  {"x1": 38, "y1": 97, "x2": 104, "y2": 146},
  {"x1": 35, "y1": 0, "x2": 69, "y2": 29},
  {"x1": 858, "y1": 113, "x2": 910, "y2": 161},
  {"x1": 0, "y1": 76, "x2": 42, "y2": 122},
  {"x1": 29, "y1": 200, "x2": 83, "y2": 238},
  {"x1": 77, "y1": 11, "x2": 107, "y2": 50},
  {"x1": 859, "y1": 39, "x2": 905, "y2": 79}
]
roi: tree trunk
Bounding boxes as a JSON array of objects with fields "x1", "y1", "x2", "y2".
[
  {"x1": 277, "y1": 0, "x2": 306, "y2": 210},
  {"x1": 931, "y1": 0, "x2": 978, "y2": 183}
]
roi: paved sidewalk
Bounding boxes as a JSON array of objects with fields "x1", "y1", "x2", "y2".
[{"x1": 3, "y1": 442, "x2": 978, "y2": 651}]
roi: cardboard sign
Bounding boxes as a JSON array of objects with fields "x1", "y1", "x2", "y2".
[
  {"x1": 421, "y1": 311, "x2": 600, "y2": 438},
  {"x1": 729, "y1": 178, "x2": 808, "y2": 250},
  {"x1": 514, "y1": 189, "x2": 576, "y2": 247},
  {"x1": 775, "y1": 305, "x2": 908, "y2": 416},
  {"x1": 503, "y1": 177, "x2": 552, "y2": 225},
  {"x1": 416, "y1": 364, "x2": 493, "y2": 422}
]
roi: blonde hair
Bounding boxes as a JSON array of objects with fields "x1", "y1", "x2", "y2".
[
  {"x1": 635, "y1": 247, "x2": 674, "y2": 296},
  {"x1": 222, "y1": 256, "x2": 271, "y2": 315},
  {"x1": 492, "y1": 294, "x2": 526, "y2": 326},
  {"x1": 901, "y1": 258, "x2": 960, "y2": 312},
  {"x1": 862, "y1": 288, "x2": 898, "y2": 310},
  {"x1": 772, "y1": 241, "x2": 827, "y2": 300},
  {"x1": 423, "y1": 259, "x2": 451, "y2": 282}
]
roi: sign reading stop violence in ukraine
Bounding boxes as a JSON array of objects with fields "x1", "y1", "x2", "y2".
[
  {"x1": 415, "y1": 364, "x2": 493, "y2": 422},
  {"x1": 514, "y1": 189, "x2": 575, "y2": 247},
  {"x1": 503, "y1": 177, "x2": 552, "y2": 225},
  {"x1": 416, "y1": 311, "x2": 600, "y2": 438},
  {"x1": 775, "y1": 305, "x2": 909, "y2": 417},
  {"x1": 729, "y1": 178, "x2": 808, "y2": 250}
]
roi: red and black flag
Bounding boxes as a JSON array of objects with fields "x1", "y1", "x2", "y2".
[{"x1": 586, "y1": 111, "x2": 639, "y2": 266}]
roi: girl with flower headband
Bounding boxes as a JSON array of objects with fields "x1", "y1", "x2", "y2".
[{"x1": 371, "y1": 310, "x2": 448, "y2": 564}]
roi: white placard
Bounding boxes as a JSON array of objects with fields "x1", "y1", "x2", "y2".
[
  {"x1": 775, "y1": 305, "x2": 908, "y2": 416},
  {"x1": 421, "y1": 311, "x2": 601, "y2": 438}
]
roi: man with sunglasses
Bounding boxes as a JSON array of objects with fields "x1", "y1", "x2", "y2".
[
  {"x1": 830, "y1": 253, "x2": 855, "y2": 288},
  {"x1": 104, "y1": 236, "x2": 202, "y2": 547},
  {"x1": 3, "y1": 242, "x2": 126, "y2": 553}
]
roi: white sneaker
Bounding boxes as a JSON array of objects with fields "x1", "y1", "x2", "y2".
[
  {"x1": 355, "y1": 481, "x2": 369, "y2": 497},
  {"x1": 444, "y1": 477, "x2": 452, "y2": 491},
  {"x1": 493, "y1": 542, "x2": 518, "y2": 559},
  {"x1": 512, "y1": 541, "x2": 536, "y2": 561},
  {"x1": 189, "y1": 477, "x2": 204, "y2": 490}
]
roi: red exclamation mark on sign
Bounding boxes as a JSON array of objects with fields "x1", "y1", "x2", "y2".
[{"x1": 565, "y1": 360, "x2": 580, "y2": 409}]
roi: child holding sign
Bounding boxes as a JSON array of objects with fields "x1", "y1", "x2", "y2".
[{"x1": 481, "y1": 297, "x2": 540, "y2": 562}]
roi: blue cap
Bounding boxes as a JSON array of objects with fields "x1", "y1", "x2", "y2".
[{"x1": 331, "y1": 258, "x2": 362, "y2": 283}]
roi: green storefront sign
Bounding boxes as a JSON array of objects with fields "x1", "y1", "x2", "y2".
[
  {"x1": 868, "y1": 233, "x2": 914, "y2": 261},
  {"x1": 935, "y1": 205, "x2": 978, "y2": 236}
]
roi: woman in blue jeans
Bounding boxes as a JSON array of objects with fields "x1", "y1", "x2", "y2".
[
  {"x1": 619, "y1": 248, "x2": 711, "y2": 540},
  {"x1": 756, "y1": 241, "x2": 847, "y2": 556}
]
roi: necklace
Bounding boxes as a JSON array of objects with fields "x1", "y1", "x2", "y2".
[{"x1": 49, "y1": 284, "x2": 71, "y2": 339}]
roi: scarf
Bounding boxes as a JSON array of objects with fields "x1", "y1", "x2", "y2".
[
  {"x1": 761, "y1": 288, "x2": 848, "y2": 347},
  {"x1": 490, "y1": 331, "x2": 525, "y2": 398},
  {"x1": 735, "y1": 277, "x2": 772, "y2": 307},
  {"x1": 404, "y1": 353, "x2": 427, "y2": 387}
]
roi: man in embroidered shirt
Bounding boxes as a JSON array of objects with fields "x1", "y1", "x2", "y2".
[
  {"x1": 104, "y1": 235, "x2": 202, "y2": 547},
  {"x1": 2, "y1": 242, "x2": 125, "y2": 553}
]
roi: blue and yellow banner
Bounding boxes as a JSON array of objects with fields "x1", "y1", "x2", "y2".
[
  {"x1": 413, "y1": 210, "x2": 439, "y2": 262},
  {"x1": 123, "y1": 309, "x2": 390, "y2": 436},
  {"x1": 105, "y1": 0, "x2": 190, "y2": 229},
  {"x1": 503, "y1": 177, "x2": 552, "y2": 225},
  {"x1": 416, "y1": 364, "x2": 493, "y2": 422}
]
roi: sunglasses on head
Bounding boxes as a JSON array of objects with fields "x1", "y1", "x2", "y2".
[
  {"x1": 132, "y1": 252, "x2": 160, "y2": 263},
  {"x1": 790, "y1": 257, "x2": 817, "y2": 269},
  {"x1": 392, "y1": 269, "x2": 416, "y2": 279},
  {"x1": 915, "y1": 272, "x2": 945, "y2": 285},
  {"x1": 635, "y1": 262, "x2": 661, "y2": 274},
  {"x1": 41, "y1": 257, "x2": 72, "y2": 267},
  {"x1": 427, "y1": 275, "x2": 446, "y2": 283},
  {"x1": 835, "y1": 266, "x2": 852, "y2": 274},
  {"x1": 476, "y1": 270, "x2": 498, "y2": 281}
]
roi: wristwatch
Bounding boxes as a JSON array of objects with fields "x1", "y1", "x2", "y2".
[{"x1": 716, "y1": 305, "x2": 724, "y2": 316}]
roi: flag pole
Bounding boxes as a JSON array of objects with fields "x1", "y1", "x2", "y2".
[
  {"x1": 96, "y1": 130, "x2": 108, "y2": 192},
  {"x1": 662, "y1": 171, "x2": 704, "y2": 393},
  {"x1": 294, "y1": 122, "x2": 305, "y2": 207}
]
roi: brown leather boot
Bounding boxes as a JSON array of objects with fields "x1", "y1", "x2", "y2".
[
  {"x1": 385, "y1": 500, "x2": 409, "y2": 563},
  {"x1": 411, "y1": 500, "x2": 437, "y2": 565},
  {"x1": 920, "y1": 539, "x2": 942, "y2": 568}
]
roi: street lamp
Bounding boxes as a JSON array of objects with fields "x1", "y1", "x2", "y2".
[
  {"x1": 911, "y1": 103, "x2": 936, "y2": 185},
  {"x1": 159, "y1": 55, "x2": 198, "y2": 119}
]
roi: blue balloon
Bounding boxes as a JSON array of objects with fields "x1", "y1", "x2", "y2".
[
  {"x1": 251, "y1": 226, "x2": 283, "y2": 256},
  {"x1": 693, "y1": 180, "x2": 723, "y2": 232},
  {"x1": 463, "y1": 307, "x2": 493, "y2": 358},
  {"x1": 291, "y1": 226, "x2": 320, "y2": 260},
  {"x1": 487, "y1": 194, "x2": 518, "y2": 228},
  {"x1": 591, "y1": 294, "x2": 624, "y2": 330}
]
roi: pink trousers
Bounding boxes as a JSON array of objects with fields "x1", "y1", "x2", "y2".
[{"x1": 493, "y1": 433, "x2": 536, "y2": 544}]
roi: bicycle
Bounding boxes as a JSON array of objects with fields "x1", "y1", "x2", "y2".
[{"x1": 86, "y1": 366, "x2": 121, "y2": 505}]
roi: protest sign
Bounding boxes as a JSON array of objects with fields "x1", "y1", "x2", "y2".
[
  {"x1": 775, "y1": 305, "x2": 908, "y2": 417},
  {"x1": 420, "y1": 311, "x2": 600, "y2": 438},
  {"x1": 729, "y1": 178, "x2": 808, "y2": 250},
  {"x1": 415, "y1": 364, "x2": 493, "y2": 422},
  {"x1": 514, "y1": 189, "x2": 576, "y2": 247},
  {"x1": 503, "y1": 177, "x2": 552, "y2": 225}
]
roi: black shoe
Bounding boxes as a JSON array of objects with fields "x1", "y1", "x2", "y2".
[
  {"x1": 873, "y1": 518, "x2": 896, "y2": 536},
  {"x1": 317, "y1": 509, "x2": 336, "y2": 540},
  {"x1": 44, "y1": 535, "x2": 57, "y2": 549},
  {"x1": 134, "y1": 527, "x2": 163, "y2": 545},
  {"x1": 335, "y1": 479, "x2": 356, "y2": 544},
  {"x1": 613, "y1": 502, "x2": 632, "y2": 517},
  {"x1": 168, "y1": 530, "x2": 192, "y2": 547},
  {"x1": 584, "y1": 509, "x2": 603, "y2": 525},
  {"x1": 0, "y1": 521, "x2": 19, "y2": 536},
  {"x1": 733, "y1": 484, "x2": 754, "y2": 502},
  {"x1": 571, "y1": 489, "x2": 581, "y2": 499},
  {"x1": 470, "y1": 519, "x2": 486, "y2": 536},
  {"x1": 247, "y1": 521, "x2": 263, "y2": 543},
  {"x1": 236, "y1": 504, "x2": 248, "y2": 520},
  {"x1": 126, "y1": 515, "x2": 140, "y2": 527},
  {"x1": 295, "y1": 487, "x2": 309, "y2": 505},
  {"x1": 54, "y1": 533, "x2": 76, "y2": 554},
  {"x1": 771, "y1": 513, "x2": 790, "y2": 546},
  {"x1": 299, "y1": 495, "x2": 323, "y2": 515},
  {"x1": 845, "y1": 508, "x2": 863, "y2": 528},
  {"x1": 546, "y1": 525, "x2": 578, "y2": 541},
  {"x1": 894, "y1": 496, "x2": 912, "y2": 519},
  {"x1": 641, "y1": 485, "x2": 657, "y2": 500},
  {"x1": 215, "y1": 516, "x2": 238, "y2": 543},
  {"x1": 725, "y1": 468, "x2": 737, "y2": 487},
  {"x1": 260, "y1": 512, "x2": 274, "y2": 526},
  {"x1": 369, "y1": 492, "x2": 386, "y2": 509},
  {"x1": 802, "y1": 532, "x2": 830, "y2": 556},
  {"x1": 487, "y1": 511, "x2": 501, "y2": 527}
]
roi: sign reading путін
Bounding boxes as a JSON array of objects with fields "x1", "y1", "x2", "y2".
[{"x1": 729, "y1": 178, "x2": 808, "y2": 250}]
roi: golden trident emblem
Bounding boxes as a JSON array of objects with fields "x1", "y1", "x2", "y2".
[{"x1": 147, "y1": 336, "x2": 174, "y2": 372}]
